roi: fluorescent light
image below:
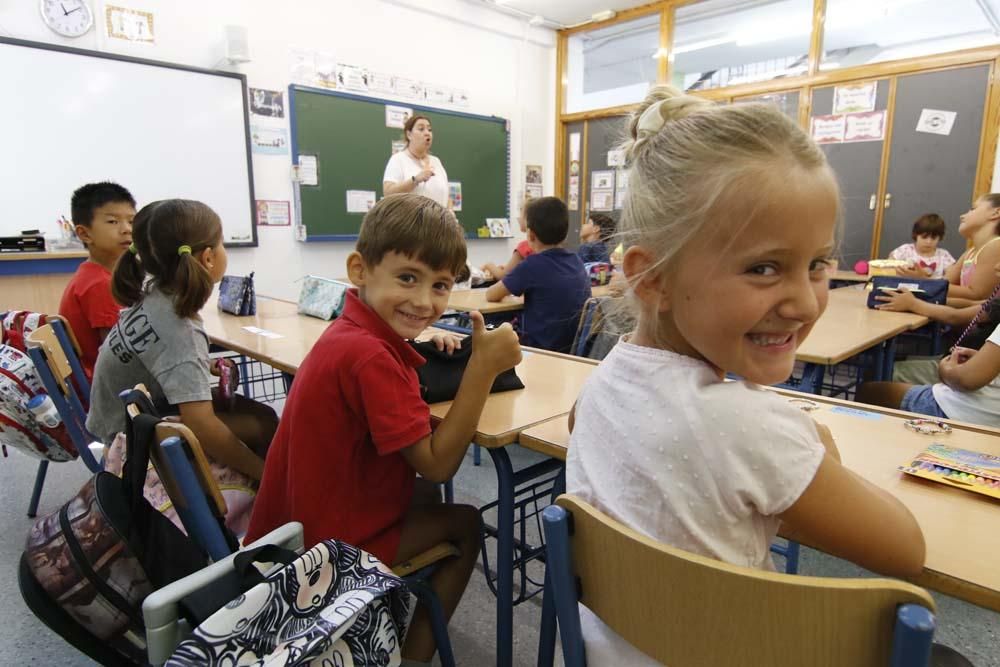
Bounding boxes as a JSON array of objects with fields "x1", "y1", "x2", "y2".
[
  {"x1": 672, "y1": 36, "x2": 734, "y2": 54},
  {"x1": 591, "y1": 10, "x2": 617, "y2": 22},
  {"x1": 651, "y1": 47, "x2": 669, "y2": 59}
]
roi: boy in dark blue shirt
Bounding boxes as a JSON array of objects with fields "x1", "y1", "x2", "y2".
[
  {"x1": 578, "y1": 212, "x2": 616, "y2": 265},
  {"x1": 486, "y1": 197, "x2": 591, "y2": 353}
]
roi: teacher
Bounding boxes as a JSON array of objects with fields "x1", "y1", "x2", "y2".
[{"x1": 382, "y1": 114, "x2": 449, "y2": 207}]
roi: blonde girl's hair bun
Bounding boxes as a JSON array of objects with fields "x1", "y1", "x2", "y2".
[{"x1": 624, "y1": 85, "x2": 712, "y2": 162}]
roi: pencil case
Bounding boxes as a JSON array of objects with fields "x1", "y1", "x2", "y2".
[
  {"x1": 297, "y1": 275, "x2": 350, "y2": 320},
  {"x1": 866, "y1": 277, "x2": 948, "y2": 309}
]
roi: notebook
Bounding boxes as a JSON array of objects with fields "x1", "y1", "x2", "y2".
[{"x1": 899, "y1": 443, "x2": 1000, "y2": 499}]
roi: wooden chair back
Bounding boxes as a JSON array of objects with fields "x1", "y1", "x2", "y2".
[{"x1": 554, "y1": 494, "x2": 934, "y2": 667}]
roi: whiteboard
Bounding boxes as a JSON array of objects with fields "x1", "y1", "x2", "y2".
[{"x1": 0, "y1": 37, "x2": 256, "y2": 246}]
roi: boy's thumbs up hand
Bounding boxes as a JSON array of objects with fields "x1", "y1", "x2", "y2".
[{"x1": 469, "y1": 310, "x2": 522, "y2": 376}]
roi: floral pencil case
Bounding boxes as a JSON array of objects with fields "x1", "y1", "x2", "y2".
[
  {"x1": 297, "y1": 275, "x2": 351, "y2": 320},
  {"x1": 217, "y1": 272, "x2": 256, "y2": 316}
]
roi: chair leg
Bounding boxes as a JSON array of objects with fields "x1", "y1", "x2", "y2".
[
  {"x1": 405, "y1": 577, "x2": 456, "y2": 667},
  {"x1": 473, "y1": 443, "x2": 481, "y2": 466},
  {"x1": 537, "y1": 567, "x2": 558, "y2": 667},
  {"x1": 27, "y1": 460, "x2": 49, "y2": 518},
  {"x1": 443, "y1": 479, "x2": 454, "y2": 504},
  {"x1": 784, "y1": 540, "x2": 800, "y2": 575}
]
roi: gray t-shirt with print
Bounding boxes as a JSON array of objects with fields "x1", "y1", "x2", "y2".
[{"x1": 86, "y1": 286, "x2": 212, "y2": 443}]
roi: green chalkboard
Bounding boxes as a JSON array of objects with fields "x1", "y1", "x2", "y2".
[{"x1": 289, "y1": 85, "x2": 509, "y2": 240}]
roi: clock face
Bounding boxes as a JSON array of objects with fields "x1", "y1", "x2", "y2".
[{"x1": 40, "y1": 0, "x2": 94, "y2": 38}]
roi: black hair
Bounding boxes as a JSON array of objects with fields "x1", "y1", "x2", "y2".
[
  {"x1": 71, "y1": 182, "x2": 136, "y2": 227},
  {"x1": 525, "y1": 196, "x2": 569, "y2": 245},
  {"x1": 588, "y1": 212, "x2": 617, "y2": 243}
]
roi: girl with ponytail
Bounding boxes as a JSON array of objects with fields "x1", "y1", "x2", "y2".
[
  {"x1": 566, "y1": 86, "x2": 926, "y2": 665},
  {"x1": 86, "y1": 200, "x2": 277, "y2": 533}
]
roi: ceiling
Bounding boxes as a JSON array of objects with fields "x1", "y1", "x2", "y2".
[{"x1": 487, "y1": 0, "x2": 647, "y2": 26}]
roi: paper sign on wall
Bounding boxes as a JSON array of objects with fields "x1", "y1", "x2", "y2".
[
  {"x1": 525, "y1": 184, "x2": 542, "y2": 200},
  {"x1": 487, "y1": 218, "x2": 512, "y2": 238},
  {"x1": 833, "y1": 81, "x2": 877, "y2": 114},
  {"x1": 448, "y1": 182, "x2": 463, "y2": 211},
  {"x1": 916, "y1": 109, "x2": 957, "y2": 136},
  {"x1": 844, "y1": 110, "x2": 886, "y2": 143},
  {"x1": 570, "y1": 132, "x2": 581, "y2": 161},
  {"x1": 337, "y1": 64, "x2": 368, "y2": 91},
  {"x1": 385, "y1": 105, "x2": 412, "y2": 129},
  {"x1": 568, "y1": 175, "x2": 580, "y2": 211},
  {"x1": 592, "y1": 170, "x2": 614, "y2": 190},
  {"x1": 256, "y1": 200, "x2": 291, "y2": 226},
  {"x1": 810, "y1": 114, "x2": 847, "y2": 144},
  {"x1": 297, "y1": 155, "x2": 318, "y2": 185},
  {"x1": 526, "y1": 165, "x2": 542, "y2": 184},
  {"x1": 251, "y1": 126, "x2": 288, "y2": 154},
  {"x1": 391, "y1": 140, "x2": 406, "y2": 154},
  {"x1": 249, "y1": 88, "x2": 284, "y2": 118},
  {"x1": 346, "y1": 190, "x2": 376, "y2": 213},
  {"x1": 607, "y1": 149, "x2": 625, "y2": 167},
  {"x1": 591, "y1": 190, "x2": 614, "y2": 211}
]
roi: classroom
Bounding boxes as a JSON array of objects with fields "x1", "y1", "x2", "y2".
[{"x1": 2, "y1": 0, "x2": 1000, "y2": 665}]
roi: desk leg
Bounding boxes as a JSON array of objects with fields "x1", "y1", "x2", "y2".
[
  {"x1": 882, "y1": 338, "x2": 898, "y2": 382},
  {"x1": 537, "y1": 566, "x2": 557, "y2": 667},
  {"x1": 282, "y1": 372, "x2": 294, "y2": 393},
  {"x1": 486, "y1": 446, "x2": 515, "y2": 667},
  {"x1": 800, "y1": 363, "x2": 826, "y2": 395},
  {"x1": 473, "y1": 444, "x2": 482, "y2": 466}
]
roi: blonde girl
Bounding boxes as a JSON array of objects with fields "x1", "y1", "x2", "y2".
[{"x1": 566, "y1": 87, "x2": 925, "y2": 664}]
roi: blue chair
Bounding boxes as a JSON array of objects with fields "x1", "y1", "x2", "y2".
[
  {"x1": 23, "y1": 317, "x2": 102, "y2": 517},
  {"x1": 539, "y1": 494, "x2": 945, "y2": 667},
  {"x1": 140, "y1": 409, "x2": 459, "y2": 667}
]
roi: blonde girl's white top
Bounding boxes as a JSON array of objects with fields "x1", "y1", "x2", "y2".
[
  {"x1": 566, "y1": 339, "x2": 826, "y2": 666},
  {"x1": 382, "y1": 150, "x2": 449, "y2": 208}
]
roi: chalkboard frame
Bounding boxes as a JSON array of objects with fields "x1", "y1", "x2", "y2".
[{"x1": 288, "y1": 85, "x2": 510, "y2": 242}]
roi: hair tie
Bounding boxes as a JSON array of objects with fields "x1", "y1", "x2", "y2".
[
  {"x1": 128, "y1": 243, "x2": 137, "y2": 255},
  {"x1": 636, "y1": 99, "x2": 669, "y2": 136},
  {"x1": 177, "y1": 245, "x2": 192, "y2": 256}
]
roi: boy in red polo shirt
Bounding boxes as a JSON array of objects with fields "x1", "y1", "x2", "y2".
[
  {"x1": 246, "y1": 193, "x2": 521, "y2": 665},
  {"x1": 58, "y1": 182, "x2": 135, "y2": 378}
]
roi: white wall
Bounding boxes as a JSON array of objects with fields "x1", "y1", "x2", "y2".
[{"x1": 0, "y1": 0, "x2": 556, "y2": 300}]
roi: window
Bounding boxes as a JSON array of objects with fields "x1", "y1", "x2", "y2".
[
  {"x1": 822, "y1": 0, "x2": 1000, "y2": 68},
  {"x1": 672, "y1": 0, "x2": 813, "y2": 91},
  {"x1": 566, "y1": 13, "x2": 660, "y2": 113}
]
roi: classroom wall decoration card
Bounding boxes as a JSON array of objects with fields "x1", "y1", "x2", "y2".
[
  {"x1": 916, "y1": 109, "x2": 958, "y2": 136},
  {"x1": 256, "y1": 200, "x2": 291, "y2": 226},
  {"x1": 251, "y1": 126, "x2": 288, "y2": 155},
  {"x1": 250, "y1": 88, "x2": 285, "y2": 118},
  {"x1": 832, "y1": 81, "x2": 877, "y2": 114},
  {"x1": 105, "y1": 5, "x2": 154, "y2": 42}
]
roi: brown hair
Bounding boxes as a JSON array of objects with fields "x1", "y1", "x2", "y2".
[
  {"x1": 112, "y1": 199, "x2": 223, "y2": 319},
  {"x1": 911, "y1": 213, "x2": 946, "y2": 240},
  {"x1": 403, "y1": 114, "x2": 431, "y2": 146},
  {"x1": 980, "y1": 193, "x2": 1000, "y2": 235},
  {"x1": 587, "y1": 212, "x2": 617, "y2": 243},
  {"x1": 357, "y1": 193, "x2": 466, "y2": 275},
  {"x1": 525, "y1": 196, "x2": 569, "y2": 245}
]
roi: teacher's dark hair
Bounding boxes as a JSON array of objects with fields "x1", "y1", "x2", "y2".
[{"x1": 403, "y1": 114, "x2": 432, "y2": 146}]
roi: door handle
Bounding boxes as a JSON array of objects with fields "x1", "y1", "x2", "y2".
[
  {"x1": 869, "y1": 194, "x2": 877, "y2": 210},
  {"x1": 884, "y1": 193, "x2": 892, "y2": 209}
]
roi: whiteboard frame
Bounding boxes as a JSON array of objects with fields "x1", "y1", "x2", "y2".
[{"x1": 0, "y1": 36, "x2": 258, "y2": 247}]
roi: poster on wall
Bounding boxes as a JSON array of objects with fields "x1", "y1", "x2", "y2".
[
  {"x1": 607, "y1": 149, "x2": 625, "y2": 167},
  {"x1": 810, "y1": 114, "x2": 847, "y2": 144},
  {"x1": 570, "y1": 132, "x2": 581, "y2": 161},
  {"x1": 844, "y1": 110, "x2": 886, "y2": 143},
  {"x1": 448, "y1": 183, "x2": 463, "y2": 211},
  {"x1": 525, "y1": 184, "x2": 542, "y2": 200},
  {"x1": 615, "y1": 189, "x2": 627, "y2": 210},
  {"x1": 315, "y1": 52, "x2": 337, "y2": 89},
  {"x1": 526, "y1": 165, "x2": 542, "y2": 184},
  {"x1": 346, "y1": 190, "x2": 376, "y2": 213},
  {"x1": 487, "y1": 218, "x2": 512, "y2": 238},
  {"x1": 833, "y1": 82, "x2": 877, "y2": 114},
  {"x1": 591, "y1": 189, "x2": 614, "y2": 211},
  {"x1": 256, "y1": 200, "x2": 291, "y2": 226},
  {"x1": 251, "y1": 125, "x2": 288, "y2": 154},
  {"x1": 592, "y1": 170, "x2": 615, "y2": 190},
  {"x1": 289, "y1": 48, "x2": 317, "y2": 85},
  {"x1": 250, "y1": 88, "x2": 285, "y2": 118},
  {"x1": 568, "y1": 175, "x2": 580, "y2": 211},
  {"x1": 297, "y1": 155, "x2": 318, "y2": 186},
  {"x1": 105, "y1": 5, "x2": 155, "y2": 42},
  {"x1": 337, "y1": 64, "x2": 368, "y2": 91},
  {"x1": 369, "y1": 72, "x2": 395, "y2": 95},
  {"x1": 393, "y1": 77, "x2": 423, "y2": 99},
  {"x1": 391, "y1": 140, "x2": 407, "y2": 154},
  {"x1": 915, "y1": 108, "x2": 958, "y2": 136},
  {"x1": 385, "y1": 105, "x2": 412, "y2": 129}
]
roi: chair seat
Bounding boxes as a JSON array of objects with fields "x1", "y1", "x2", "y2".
[
  {"x1": 931, "y1": 643, "x2": 975, "y2": 667},
  {"x1": 392, "y1": 542, "x2": 460, "y2": 577}
]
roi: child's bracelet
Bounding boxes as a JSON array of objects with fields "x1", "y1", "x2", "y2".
[{"x1": 903, "y1": 418, "x2": 952, "y2": 435}]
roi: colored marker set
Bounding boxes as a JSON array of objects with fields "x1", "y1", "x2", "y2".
[{"x1": 899, "y1": 443, "x2": 1000, "y2": 500}]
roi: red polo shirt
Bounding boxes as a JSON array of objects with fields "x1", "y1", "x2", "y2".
[
  {"x1": 245, "y1": 290, "x2": 430, "y2": 563},
  {"x1": 58, "y1": 261, "x2": 121, "y2": 379}
]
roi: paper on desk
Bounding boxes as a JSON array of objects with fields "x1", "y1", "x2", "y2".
[{"x1": 241, "y1": 326, "x2": 284, "y2": 339}]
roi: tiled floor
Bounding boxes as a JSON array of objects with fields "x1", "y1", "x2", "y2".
[{"x1": 3, "y1": 442, "x2": 997, "y2": 665}]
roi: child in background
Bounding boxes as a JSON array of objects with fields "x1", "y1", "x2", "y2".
[
  {"x1": 86, "y1": 200, "x2": 277, "y2": 484},
  {"x1": 578, "y1": 212, "x2": 616, "y2": 265},
  {"x1": 567, "y1": 86, "x2": 925, "y2": 665},
  {"x1": 889, "y1": 213, "x2": 955, "y2": 279},
  {"x1": 58, "y1": 182, "x2": 136, "y2": 378},
  {"x1": 246, "y1": 194, "x2": 521, "y2": 665},
  {"x1": 481, "y1": 201, "x2": 532, "y2": 281},
  {"x1": 486, "y1": 196, "x2": 591, "y2": 353}
]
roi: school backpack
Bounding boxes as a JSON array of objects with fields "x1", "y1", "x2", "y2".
[
  {"x1": 584, "y1": 261, "x2": 613, "y2": 286},
  {"x1": 21, "y1": 390, "x2": 219, "y2": 664},
  {"x1": 0, "y1": 311, "x2": 78, "y2": 462}
]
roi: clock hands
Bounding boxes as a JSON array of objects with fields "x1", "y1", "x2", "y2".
[
  {"x1": 66, "y1": 6, "x2": 82, "y2": 14},
  {"x1": 60, "y1": 2, "x2": 69, "y2": 15}
]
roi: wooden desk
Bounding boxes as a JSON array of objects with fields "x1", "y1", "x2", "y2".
[
  {"x1": 1, "y1": 272, "x2": 73, "y2": 314},
  {"x1": 796, "y1": 286, "x2": 928, "y2": 367},
  {"x1": 829, "y1": 269, "x2": 869, "y2": 283},
  {"x1": 0, "y1": 249, "x2": 88, "y2": 276},
  {"x1": 519, "y1": 392, "x2": 1000, "y2": 614},
  {"x1": 447, "y1": 288, "x2": 523, "y2": 314}
]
